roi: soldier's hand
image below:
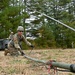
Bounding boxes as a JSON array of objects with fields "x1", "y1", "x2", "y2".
[
  {"x1": 21, "y1": 52, "x2": 25, "y2": 56},
  {"x1": 30, "y1": 45, "x2": 34, "y2": 48}
]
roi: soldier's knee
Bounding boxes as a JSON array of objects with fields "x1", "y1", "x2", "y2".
[{"x1": 4, "y1": 49, "x2": 10, "y2": 56}]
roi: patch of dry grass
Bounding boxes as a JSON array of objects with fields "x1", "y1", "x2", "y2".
[{"x1": 0, "y1": 49, "x2": 75, "y2": 75}]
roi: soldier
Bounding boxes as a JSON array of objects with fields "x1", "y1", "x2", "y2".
[{"x1": 4, "y1": 26, "x2": 34, "y2": 56}]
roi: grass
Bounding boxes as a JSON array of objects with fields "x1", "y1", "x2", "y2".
[{"x1": 0, "y1": 49, "x2": 75, "y2": 75}]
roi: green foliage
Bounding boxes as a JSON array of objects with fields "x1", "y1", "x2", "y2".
[
  {"x1": 0, "y1": 0, "x2": 75, "y2": 48},
  {"x1": 22, "y1": 12, "x2": 30, "y2": 18},
  {"x1": 0, "y1": 0, "x2": 10, "y2": 9},
  {"x1": 22, "y1": 42, "x2": 29, "y2": 50},
  {"x1": 0, "y1": 0, "x2": 29, "y2": 38},
  {"x1": 0, "y1": 6, "x2": 21, "y2": 38},
  {"x1": 34, "y1": 25, "x2": 56, "y2": 48},
  {"x1": 59, "y1": 0, "x2": 71, "y2": 5}
]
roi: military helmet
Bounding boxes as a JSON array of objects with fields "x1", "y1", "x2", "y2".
[{"x1": 17, "y1": 26, "x2": 24, "y2": 31}]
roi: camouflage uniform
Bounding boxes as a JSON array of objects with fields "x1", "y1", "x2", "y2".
[
  {"x1": 4, "y1": 33, "x2": 31, "y2": 56},
  {"x1": 8, "y1": 32, "x2": 13, "y2": 40}
]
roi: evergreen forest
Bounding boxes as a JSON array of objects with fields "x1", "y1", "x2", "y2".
[{"x1": 0, "y1": 0, "x2": 75, "y2": 49}]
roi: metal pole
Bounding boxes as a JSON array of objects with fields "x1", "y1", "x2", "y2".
[
  {"x1": 21, "y1": 12, "x2": 75, "y2": 73},
  {"x1": 46, "y1": 61, "x2": 75, "y2": 73},
  {"x1": 43, "y1": 13, "x2": 75, "y2": 32},
  {"x1": 23, "y1": 54, "x2": 75, "y2": 73}
]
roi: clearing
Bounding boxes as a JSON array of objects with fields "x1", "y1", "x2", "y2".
[{"x1": 0, "y1": 49, "x2": 75, "y2": 75}]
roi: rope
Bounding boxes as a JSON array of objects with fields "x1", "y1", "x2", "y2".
[
  {"x1": 47, "y1": 60, "x2": 57, "y2": 75},
  {"x1": 28, "y1": 47, "x2": 34, "y2": 55}
]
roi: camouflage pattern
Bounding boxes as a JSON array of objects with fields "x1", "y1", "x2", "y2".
[
  {"x1": 5, "y1": 33, "x2": 31, "y2": 56},
  {"x1": 8, "y1": 32, "x2": 13, "y2": 40},
  {"x1": 4, "y1": 48, "x2": 19, "y2": 56}
]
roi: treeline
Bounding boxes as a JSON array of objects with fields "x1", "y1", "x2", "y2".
[{"x1": 0, "y1": 0, "x2": 75, "y2": 49}]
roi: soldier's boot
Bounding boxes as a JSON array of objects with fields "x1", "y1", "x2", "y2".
[
  {"x1": 4, "y1": 49, "x2": 19, "y2": 56},
  {"x1": 4, "y1": 49, "x2": 10, "y2": 56}
]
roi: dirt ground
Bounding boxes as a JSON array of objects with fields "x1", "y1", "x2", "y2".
[{"x1": 0, "y1": 49, "x2": 75, "y2": 75}]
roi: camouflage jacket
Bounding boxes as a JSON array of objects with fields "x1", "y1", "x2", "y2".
[
  {"x1": 8, "y1": 33, "x2": 31, "y2": 49},
  {"x1": 8, "y1": 34, "x2": 13, "y2": 40}
]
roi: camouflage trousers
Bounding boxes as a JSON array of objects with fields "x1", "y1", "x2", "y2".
[{"x1": 4, "y1": 47, "x2": 19, "y2": 56}]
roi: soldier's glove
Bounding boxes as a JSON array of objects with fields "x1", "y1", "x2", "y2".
[
  {"x1": 30, "y1": 45, "x2": 34, "y2": 49},
  {"x1": 21, "y1": 52, "x2": 25, "y2": 56}
]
